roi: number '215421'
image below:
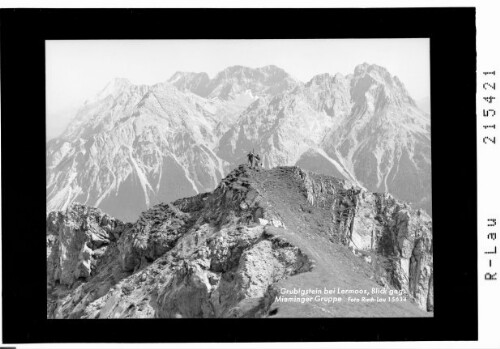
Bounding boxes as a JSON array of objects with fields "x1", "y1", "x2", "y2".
[{"x1": 483, "y1": 71, "x2": 496, "y2": 145}]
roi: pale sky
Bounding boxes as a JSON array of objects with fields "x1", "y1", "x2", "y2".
[{"x1": 46, "y1": 39, "x2": 430, "y2": 139}]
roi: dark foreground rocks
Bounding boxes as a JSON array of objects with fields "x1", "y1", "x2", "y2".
[{"x1": 47, "y1": 165, "x2": 432, "y2": 318}]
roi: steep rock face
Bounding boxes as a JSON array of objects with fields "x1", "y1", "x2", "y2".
[
  {"x1": 216, "y1": 84, "x2": 348, "y2": 172},
  {"x1": 47, "y1": 166, "x2": 432, "y2": 318},
  {"x1": 304, "y1": 73, "x2": 353, "y2": 118},
  {"x1": 168, "y1": 65, "x2": 301, "y2": 139},
  {"x1": 46, "y1": 204, "x2": 128, "y2": 286},
  {"x1": 298, "y1": 169, "x2": 433, "y2": 310},
  {"x1": 153, "y1": 225, "x2": 312, "y2": 318},
  {"x1": 46, "y1": 82, "x2": 228, "y2": 222},
  {"x1": 322, "y1": 64, "x2": 431, "y2": 213}
]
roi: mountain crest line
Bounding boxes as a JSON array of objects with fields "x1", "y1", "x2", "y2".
[{"x1": 47, "y1": 63, "x2": 431, "y2": 223}]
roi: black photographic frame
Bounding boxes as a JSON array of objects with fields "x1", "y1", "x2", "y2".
[{"x1": 1, "y1": 7, "x2": 477, "y2": 343}]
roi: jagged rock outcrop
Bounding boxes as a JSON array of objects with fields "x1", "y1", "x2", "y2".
[
  {"x1": 297, "y1": 168, "x2": 433, "y2": 310},
  {"x1": 47, "y1": 165, "x2": 432, "y2": 319},
  {"x1": 46, "y1": 204, "x2": 129, "y2": 286}
]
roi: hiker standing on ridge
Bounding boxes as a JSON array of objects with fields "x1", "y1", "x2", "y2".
[
  {"x1": 247, "y1": 150, "x2": 254, "y2": 168},
  {"x1": 254, "y1": 153, "x2": 261, "y2": 168},
  {"x1": 350, "y1": 186, "x2": 362, "y2": 212}
]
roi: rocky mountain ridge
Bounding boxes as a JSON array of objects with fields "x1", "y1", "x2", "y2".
[
  {"x1": 169, "y1": 65, "x2": 299, "y2": 101},
  {"x1": 47, "y1": 63, "x2": 431, "y2": 222},
  {"x1": 47, "y1": 166, "x2": 432, "y2": 318}
]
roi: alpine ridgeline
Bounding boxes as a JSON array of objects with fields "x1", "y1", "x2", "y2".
[
  {"x1": 47, "y1": 64, "x2": 431, "y2": 222},
  {"x1": 47, "y1": 166, "x2": 433, "y2": 318}
]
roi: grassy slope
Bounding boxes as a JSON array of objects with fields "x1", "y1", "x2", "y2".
[{"x1": 248, "y1": 166, "x2": 429, "y2": 317}]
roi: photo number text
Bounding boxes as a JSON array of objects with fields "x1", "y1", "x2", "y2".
[{"x1": 482, "y1": 71, "x2": 496, "y2": 145}]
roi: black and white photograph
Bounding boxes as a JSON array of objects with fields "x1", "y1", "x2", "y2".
[
  {"x1": 45, "y1": 39, "x2": 433, "y2": 319},
  {"x1": 0, "y1": 5, "x2": 485, "y2": 346}
]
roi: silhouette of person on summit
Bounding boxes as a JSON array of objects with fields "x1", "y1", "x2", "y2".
[
  {"x1": 254, "y1": 154, "x2": 261, "y2": 168},
  {"x1": 349, "y1": 186, "x2": 361, "y2": 211},
  {"x1": 247, "y1": 150, "x2": 254, "y2": 168}
]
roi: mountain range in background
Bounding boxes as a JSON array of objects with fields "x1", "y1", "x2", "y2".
[{"x1": 46, "y1": 63, "x2": 431, "y2": 222}]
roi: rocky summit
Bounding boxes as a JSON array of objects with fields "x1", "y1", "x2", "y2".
[
  {"x1": 46, "y1": 64, "x2": 431, "y2": 223},
  {"x1": 47, "y1": 165, "x2": 433, "y2": 318}
]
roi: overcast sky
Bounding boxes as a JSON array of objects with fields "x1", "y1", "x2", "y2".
[{"x1": 46, "y1": 39, "x2": 430, "y2": 140}]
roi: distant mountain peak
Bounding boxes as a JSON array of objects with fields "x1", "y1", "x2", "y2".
[
  {"x1": 167, "y1": 65, "x2": 298, "y2": 101},
  {"x1": 168, "y1": 71, "x2": 208, "y2": 83},
  {"x1": 259, "y1": 64, "x2": 282, "y2": 71},
  {"x1": 94, "y1": 77, "x2": 132, "y2": 100},
  {"x1": 214, "y1": 65, "x2": 290, "y2": 80},
  {"x1": 350, "y1": 63, "x2": 416, "y2": 107},
  {"x1": 307, "y1": 73, "x2": 340, "y2": 87},
  {"x1": 354, "y1": 62, "x2": 390, "y2": 76},
  {"x1": 112, "y1": 77, "x2": 132, "y2": 84},
  {"x1": 258, "y1": 64, "x2": 289, "y2": 75},
  {"x1": 105, "y1": 77, "x2": 132, "y2": 90},
  {"x1": 214, "y1": 65, "x2": 250, "y2": 79},
  {"x1": 352, "y1": 63, "x2": 405, "y2": 90}
]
